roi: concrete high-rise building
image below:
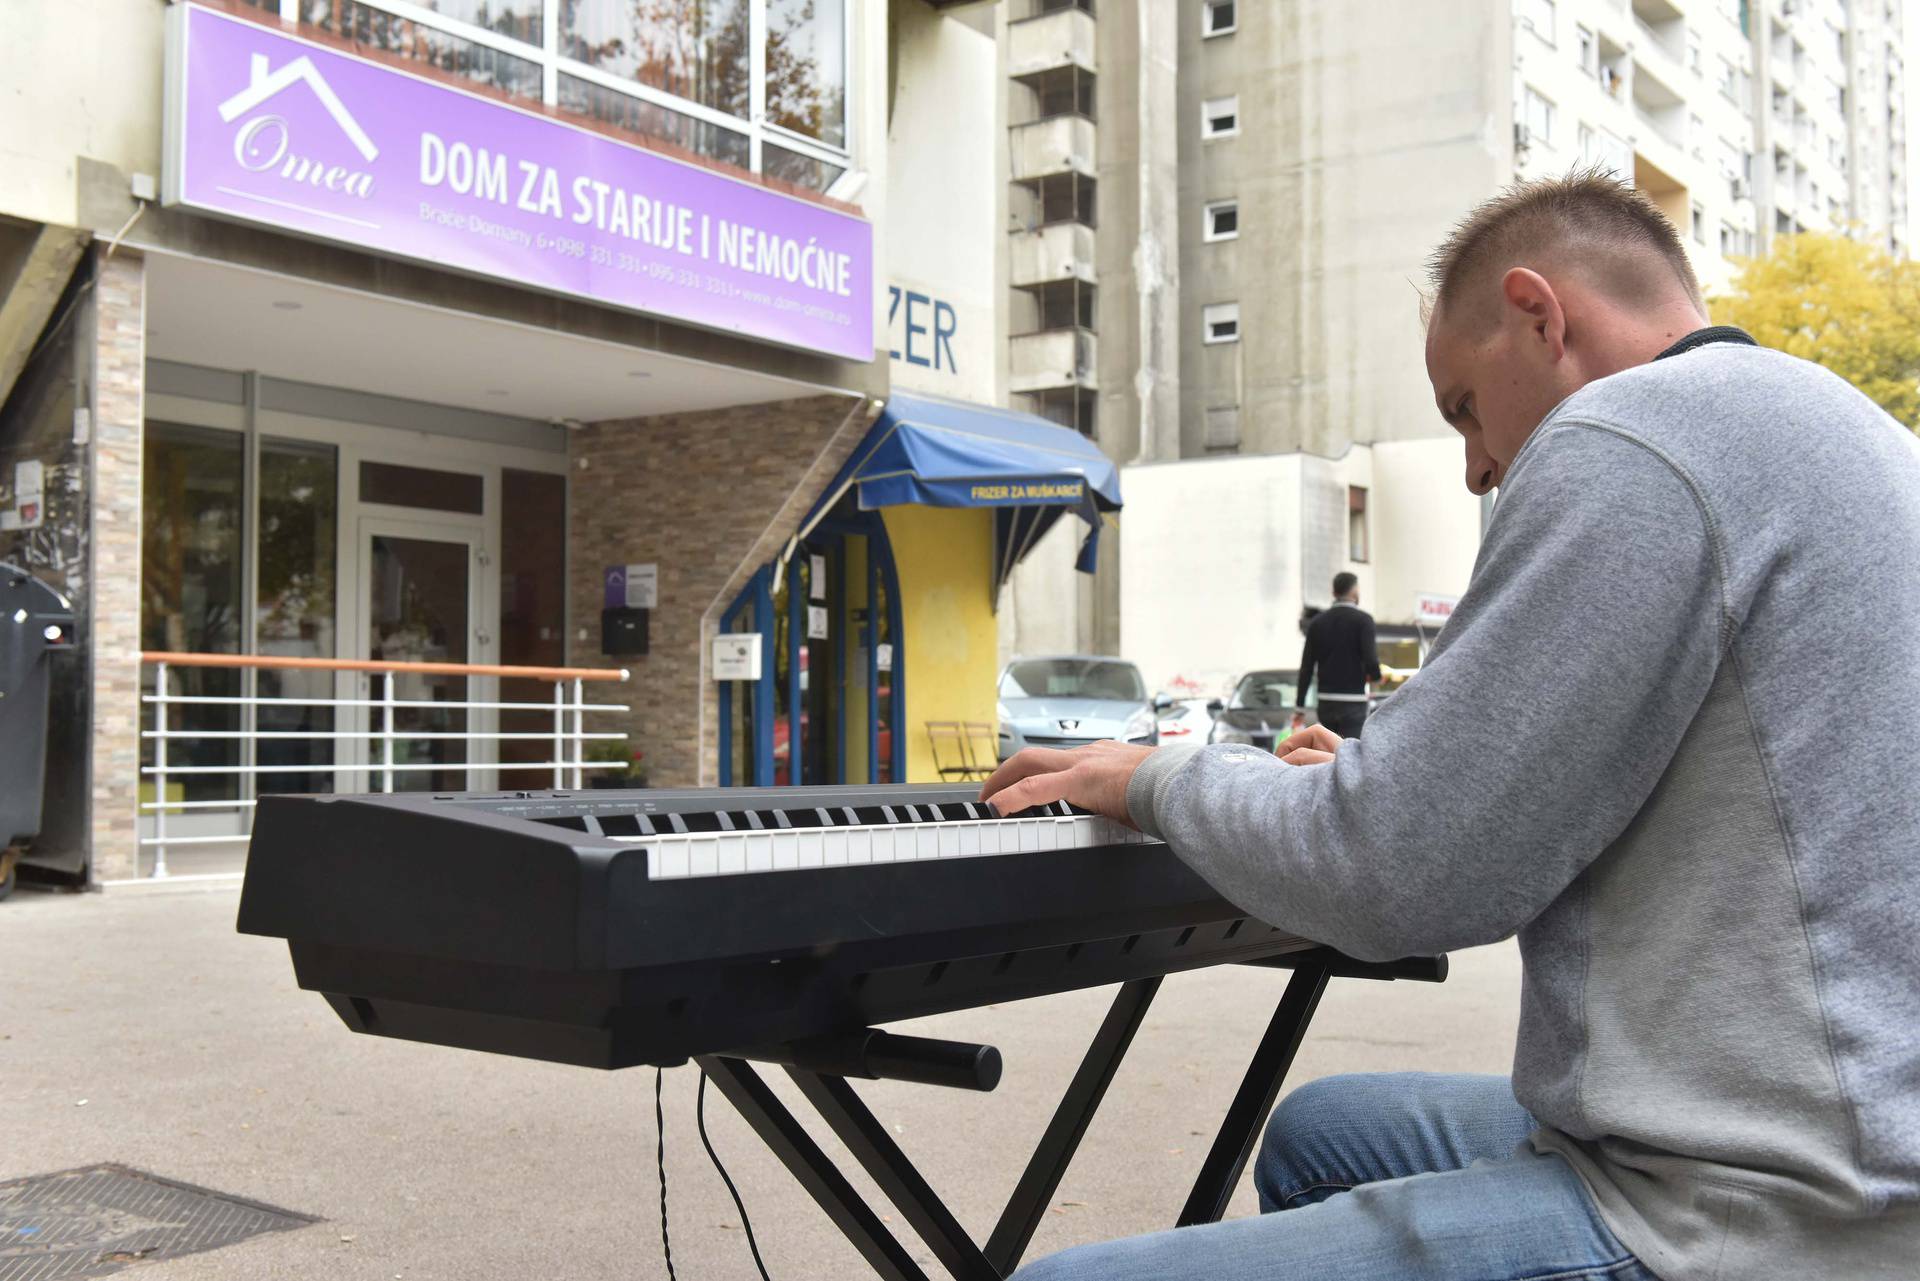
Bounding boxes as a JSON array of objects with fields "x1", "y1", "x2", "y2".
[
  {"x1": 997, "y1": 0, "x2": 1915, "y2": 696},
  {"x1": 1512, "y1": 0, "x2": 1910, "y2": 286}
]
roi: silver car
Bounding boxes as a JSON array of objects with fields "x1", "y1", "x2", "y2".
[{"x1": 997, "y1": 655, "x2": 1159, "y2": 760}]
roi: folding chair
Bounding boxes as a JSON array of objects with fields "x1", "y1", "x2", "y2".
[
  {"x1": 925, "y1": 721, "x2": 978, "y2": 781},
  {"x1": 962, "y1": 722, "x2": 1000, "y2": 779}
]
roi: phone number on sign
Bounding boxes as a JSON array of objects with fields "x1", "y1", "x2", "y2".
[{"x1": 534, "y1": 233, "x2": 738, "y2": 296}]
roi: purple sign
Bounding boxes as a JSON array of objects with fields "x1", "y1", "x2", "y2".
[{"x1": 162, "y1": 4, "x2": 873, "y2": 361}]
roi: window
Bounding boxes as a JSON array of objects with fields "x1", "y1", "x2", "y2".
[
  {"x1": 1348, "y1": 486, "x2": 1370, "y2": 563},
  {"x1": 1521, "y1": 86, "x2": 1556, "y2": 148},
  {"x1": 305, "y1": 2, "x2": 544, "y2": 101},
  {"x1": 1202, "y1": 96, "x2": 1240, "y2": 139},
  {"x1": 1577, "y1": 25, "x2": 1597, "y2": 75},
  {"x1": 1204, "y1": 199, "x2": 1240, "y2": 242},
  {"x1": 559, "y1": 0, "x2": 749, "y2": 119},
  {"x1": 291, "y1": 1, "x2": 850, "y2": 190},
  {"x1": 1580, "y1": 124, "x2": 1631, "y2": 179},
  {"x1": 1519, "y1": 0, "x2": 1555, "y2": 45},
  {"x1": 1690, "y1": 113, "x2": 1707, "y2": 157},
  {"x1": 1689, "y1": 31, "x2": 1703, "y2": 75},
  {"x1": 1203, "y1": 0, "x2": 1236, "y2": 37},
  {"x1": 1691, "y1": 201, "x2": 1707, "y2": 243},
  {"x1": 765, "y1": 0, "x2": 848, "y2": 148},
  {"x1": 1202, "y1": 302, "x2": 1240, "y2": 344},
  {"x1": 1718, "y1": 55, "x2": 1739, "y2": 100},
  {"x1": 142, "y1": 423, "x2": 246, "y2": 806}
]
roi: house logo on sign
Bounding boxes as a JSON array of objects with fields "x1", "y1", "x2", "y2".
[{"x1": 218, "y1": 52, "x2": 379, "y2": 203}]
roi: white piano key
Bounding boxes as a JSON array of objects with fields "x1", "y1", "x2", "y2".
[
  {"x1": 872, "y1": 826, "x2": 895, "y2": 863},
  {"x1": 847, "y1": 827, "x2": 872, "y2": 864},
  {"x1": 798, "y1": 830, "x2": 825, "y2": 869},
  {"x1": 653, "y1": 838, "x2": 691, "y2": 880},
  {"x1": 913, "y1": 824, "x2": 940, "y2": 861},
  {"x1": 689, "y1": 836, "x2": 720, "y2": 878},
  {"x1": 772, "y1": 830, "x2": 799, "y2": 871},
  {"x1": 714, "y1": 834, "x2": 747, "y2": 877},
  {"x1": 746, "y1": 832, "x2": 774, "y2": 873},
  {"x1": 1019, "y1": 821, "x2": 1041, "y2": 853},
  {"x1": 958, "y1": 822, "x2": 982, "y2": 857},
  {"x1": 938, "y1": 824, "x2": 961, "y2": 858},
  {"x1": 823, "y1": 830, "x2": 850, "y2": 868}
]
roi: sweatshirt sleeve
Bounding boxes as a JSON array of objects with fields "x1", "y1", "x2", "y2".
[{"x1": 1125, "y1": 422, "x2": 1726, "y2": 960}]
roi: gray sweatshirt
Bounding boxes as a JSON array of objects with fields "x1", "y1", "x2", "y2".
[{"x1": 1127, "y1": 340, "x2": 1920, "y2": 1279}]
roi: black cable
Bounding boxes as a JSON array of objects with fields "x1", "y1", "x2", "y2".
[
  {"x1": 656, "y1": 1067, "x2": 677, "y2": 1281},
  {"x1": 698, "y1": 1069, "x2": 772, "y2": 1281}
]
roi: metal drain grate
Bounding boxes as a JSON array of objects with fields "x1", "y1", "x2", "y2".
[{"x1": 0, "y1": 1164, "x2": 317, "y2": 1280}]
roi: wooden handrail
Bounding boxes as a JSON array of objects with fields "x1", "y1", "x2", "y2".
[{"x1": 140, "y1": 652, "x2": 630, "y2": 682}]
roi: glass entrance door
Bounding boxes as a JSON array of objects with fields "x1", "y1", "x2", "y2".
[{"x1": 357, "y1": 517, "x2": 485, "y2": 792}]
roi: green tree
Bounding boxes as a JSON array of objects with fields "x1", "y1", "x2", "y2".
[{"x1": 1710, "y1": 231, "x2": 1920, "y2": 432}]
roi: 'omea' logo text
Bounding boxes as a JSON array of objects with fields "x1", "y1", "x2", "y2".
[{"x1": 218, "y1": 52, "x2": 378, "y2": 198}]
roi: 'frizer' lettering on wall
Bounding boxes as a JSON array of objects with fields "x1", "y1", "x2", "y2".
[{"x1": 888, "y1": 286, "x2": 959, "y2": 372}]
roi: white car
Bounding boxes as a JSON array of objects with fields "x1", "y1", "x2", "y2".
[{"x1": 1153, "y1": 697, "x2": 1216, "y2": 744}]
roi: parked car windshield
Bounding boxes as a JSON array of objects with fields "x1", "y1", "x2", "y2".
[
  {"x1": 1229, "y1": 671, "x2": 1299, "y2": 710},
  {"x1": 1001, "y1": 659, "x2": 1146, "y2": 702}
]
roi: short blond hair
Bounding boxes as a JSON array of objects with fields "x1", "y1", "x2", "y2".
[{"x1": 1426, "y1": 169, "x2": 1703, "y2": 325}]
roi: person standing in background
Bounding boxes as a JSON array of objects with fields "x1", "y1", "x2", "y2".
[{"x1": 1293, "y1": 572, "x2": 1380, "y2": 739}]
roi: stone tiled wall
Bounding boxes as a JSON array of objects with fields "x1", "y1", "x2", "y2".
[
  {"x1": 567, "y1": 394, "x2": 876, "y2": 787},
  {"x1": 88, "y1": 249, "x2": 145, "y2": 881}
]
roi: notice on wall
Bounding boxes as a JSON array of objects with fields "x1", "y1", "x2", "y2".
[
  {"x1": 713, "y1": 633, "x2": 763, "y2": 681},
  {"x1": 1, "y1": 459, "x2": 45, "y2": 531},
  {"x1": 809, "y1": 554, "x2": 826, "y2": 601},
  {"x1": 877, "y1": 643, "x2": 893, "y2": 672},
  {"x1": 604, "y1": 563, "x2": 658, "y2": 609},
  {"x1": 807, "y1": 604, "x2": 829, "y2": 641}
]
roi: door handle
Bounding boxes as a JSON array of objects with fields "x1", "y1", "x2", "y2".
[{"x1": 476, "y1": 630, "x2": 493, "y2": 647}]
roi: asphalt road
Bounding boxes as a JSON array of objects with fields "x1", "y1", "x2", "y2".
[{"x1": 1, "y1": 881, "x2": 1521, "y2": 1279}]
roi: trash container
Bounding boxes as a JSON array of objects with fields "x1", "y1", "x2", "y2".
[{"x1": 1, "y1": 563, "x2": 75, "y2": 900}]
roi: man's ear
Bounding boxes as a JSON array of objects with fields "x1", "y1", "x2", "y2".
[{"x1": 1500, "y1": 267, "x2": 1567, "y2": 360}]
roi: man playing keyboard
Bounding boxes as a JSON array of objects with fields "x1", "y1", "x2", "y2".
[{"x1": 983, "y1": 172, "x2": 1920, "y2": 1281}]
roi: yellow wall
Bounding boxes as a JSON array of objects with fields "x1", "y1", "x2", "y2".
[{"x1": 881, "y1": 505, "x2": 1000, "y2": 783}]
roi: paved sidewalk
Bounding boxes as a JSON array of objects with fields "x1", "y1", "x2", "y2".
[{"x1": 1, "y1": 882, "x2": 1521, "y2": 1279}]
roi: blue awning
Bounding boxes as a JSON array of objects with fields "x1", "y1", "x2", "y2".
[{"x1": 796, "y1": 391, "x2": 1121, "y2": 594}]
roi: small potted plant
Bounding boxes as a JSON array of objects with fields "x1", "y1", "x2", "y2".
[{"x1": 585, "y1": 740, "x2": 647, "y2": 789}]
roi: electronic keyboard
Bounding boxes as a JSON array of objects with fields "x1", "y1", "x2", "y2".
[{"x1": 235, "y1": 783, "x2": 1325, "y2": 1069}]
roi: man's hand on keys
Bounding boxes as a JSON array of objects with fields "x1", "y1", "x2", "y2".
[
  {"x1": 980, "y1": 725, "x2": 1345, "y2": 824},
  {"x1": 980, "y1": 739, "x2": 1152, "y2": 825}
]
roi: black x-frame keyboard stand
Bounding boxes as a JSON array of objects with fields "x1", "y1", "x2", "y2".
[{"x1": 695, "y1": 948, "x2": 1448, "y2": 1280}]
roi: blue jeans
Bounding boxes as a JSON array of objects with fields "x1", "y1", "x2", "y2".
[{"x1": 1013, "y1": 1073, "x2": 1659, "y2": 1281}]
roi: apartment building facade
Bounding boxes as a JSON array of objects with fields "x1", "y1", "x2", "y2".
[
  {"x1": 1512, "y1": 0, "x2": 1909, "y2": 289},
  {"x1": 999, "y1": 0, "x2": 1914, "y2": 697}
]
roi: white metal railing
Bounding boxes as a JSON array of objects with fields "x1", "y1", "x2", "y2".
[{"x1": 134, "y1": 652, "x2": 632, "y2": 882}]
